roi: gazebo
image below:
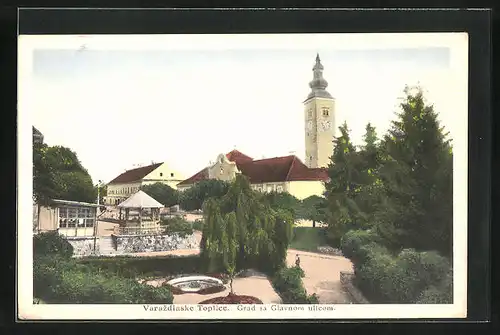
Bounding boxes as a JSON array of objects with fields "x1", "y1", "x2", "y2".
[{"x1": 116, "y1": 190, "x2": 164, "y2": 235}]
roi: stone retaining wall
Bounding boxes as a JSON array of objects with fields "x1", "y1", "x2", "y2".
[
  {"x1": 111, "y1": 233, "x2": 199, "y2": 253},
  {"x1": 339, "y1": 272, "x2": 370, "y2": 304},
  {"x1": 66, "y1": 236, "x2": 99, "y2": 257}
]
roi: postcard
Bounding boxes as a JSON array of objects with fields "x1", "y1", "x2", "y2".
[{"x1": 18, "y1": 32, "x2": 468, "y2": 320}]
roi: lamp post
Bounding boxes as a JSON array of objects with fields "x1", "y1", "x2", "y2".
[
  {"x1": 97, "y1": 179, "x2": 102, "y2": 207},
  {"x1": 94, "y1": 179, "x2": 103, "y2": 254}
]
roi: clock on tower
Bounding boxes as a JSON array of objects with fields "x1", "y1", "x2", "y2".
[{"x1": 303, "y1": 53, "x2": 335, "y2": 169}]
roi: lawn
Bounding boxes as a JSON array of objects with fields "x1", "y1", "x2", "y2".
[{"x1": 289, "y1": 227, "x2": 328, "y2": 252}]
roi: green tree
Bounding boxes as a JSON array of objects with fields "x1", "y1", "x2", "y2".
[
  {"x1": 324, "y1": 121, "x2": 360, "y2": 246},
  {"x1": 33, "y1": 143, "x2": 97, "y2": 230},
  {"x1": 141, "y1": 182, "x2": 179, "y2": 207},
  {"x1": 179, "y1": 179, "x2": 230, "y2": 211},
  {"x1": 262, "y1": 191, "x2": 301, "y2": 219},
  {"x1": 42, "y1": 146, "x2": 96, "y2": 203},
  {"x1": 348, "y1": 123, "x2": 385, "y2": 229},
  {"x1": 33, "y1": 143, "x2": 58, "y2": 207},
  {"x1": 94, "y1": 184, "x2": 107, "y2": 205},
  {"x1": 55, "y1": 170, "x2": 96, "y2": 203},
  {"x1": 373, "y1": 86, "x2": 453, "y2": 257},
  {"x1": 300, "y1": 195, "x2": 327, "y2": 227},
  {"x1": 200, "y1": 175, "x2": 294, "y2": 279}
]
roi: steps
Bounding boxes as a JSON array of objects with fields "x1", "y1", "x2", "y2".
[{"x1": 98, "y1": 236, "x2": 116, "y2": 255}]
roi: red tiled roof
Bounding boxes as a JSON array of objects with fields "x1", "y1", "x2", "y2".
[
  {"x1": 176, "y1": 168, "x2": 209, "y2": 186},
  {"x1": 177, "y1": 151, "x2": 329, "y2": 186},
  {"x1": 107, "y1": 162, "x2": 163, "y2": 185},
  {"x1": 236, "y1": 155, "x2": 329, "y2": 183},
  {"x1": 226, "y1": 150, "x2": 254, "y2": 164}
]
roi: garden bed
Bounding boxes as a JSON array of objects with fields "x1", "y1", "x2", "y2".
[{"x1": 199, "y1": 293, "x2": 263, "y2": 304}]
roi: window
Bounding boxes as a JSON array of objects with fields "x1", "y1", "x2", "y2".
[
  {"x1": 58, "y1": 206, "x2": 96, "y2": 229},
  {"x1": 277, "y1": 185, "x2": 283, "y2": 192},
  {"x1": 171, "y1": 173, "x2": 174, "y2": 177},
  {"x1": 308, "y1": 109, "x2": 313, "y2": 118},
  {"x1": 160, "y1": 173, "x2": 163, "y2": 177},
  {"x1": 322, "y1": 108, "x2": 329, "y2": 117},
  {"x1": 306, "y1": 132, "x2": 309, "y2": 137}
]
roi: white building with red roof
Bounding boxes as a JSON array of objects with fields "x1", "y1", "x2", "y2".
[
  {"x1": 176, "y1": 150, "x2": 330, "y2": 200},
  {"x1": 104, "y1": 162, "x2": 185, "y2": 205}
]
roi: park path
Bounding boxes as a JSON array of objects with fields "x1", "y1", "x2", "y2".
[
  {"x1": 97, "y1": 221, "x2": 353, "y2": 303},
  {"x1": 286, "y1": 249, "x2": 354, "y2": 304},
  {"x1": 137, "y1": 245, "x2": 354, "y2": 304}
]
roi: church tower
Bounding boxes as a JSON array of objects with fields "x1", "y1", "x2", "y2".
[{"x1": 304, "y1": 54, "x2": 336, "y2": 168}]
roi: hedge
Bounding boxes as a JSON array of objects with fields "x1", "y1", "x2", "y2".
[
  {"x1": 78, "y1": 254, "x2": 205, "y2": 278},
  {"x1": 352, "y1": 245, "x2": 452, "y2": 304},
  {"x1": 34, "y1": 255, "x2": 173, "y2": 304},
  {"x1": 271, "y1": 266, "x2": 318, "y2": 304},
  {"x1": 340, "y1": 229, "x2": 452, "y2": 304},
  {"x1": 33, "y1": 231, "x2": 74, "y2": 258},
  {"x1": 33, "y1": 232, "x2": 175, "y2": 304},
  {"x1": 340, "y1": 229, "x2": 381, "y2": 263}
]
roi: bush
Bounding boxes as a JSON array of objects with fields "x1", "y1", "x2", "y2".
[
  {"x1": 392, "y1": 249, "x2": 452, "y2": 303},
  {"x1": 162, "y1": 283, "x2": 185, "y2": 295},
  {"x1": 161, "y1": 217, "x2": 194, "y2": 237},
  {"x1": 340, "y1": 229, "x2": 380, "y2": 263},
  {"x1": 417, "y1": 272, "x2": 452, "y2": 304},
  {"x1": 78, "y1": 255, "x2": 203, "y2": 278},
  {"x1": 271, "y1": 266, "x2": 316, "y2": 304},
  {"x1": 33, "y1": 255, "x2": 71, "y2": 299},
  {"x1": 192, "y1": 219, "x2": 204, "y2": 231},
  {"x1": 34, "y1": 255, "x2": 174, "y2": 304},
  {"x1": 307, "y1": 293, "x2": 320, "y2": 304},
  {"x1": 354, "y1": 246, "x2": 396, "y2": 303},
  {"x1": 353, "y1": 245, "x2": 453, "y2": 304},
  {"x1": 33, "y1": 231, "x2": 74, "y2": 259}
]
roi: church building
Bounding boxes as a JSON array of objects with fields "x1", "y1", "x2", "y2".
[{"x1": 176, "y1": 54, "x2": 336, "y2": 200}]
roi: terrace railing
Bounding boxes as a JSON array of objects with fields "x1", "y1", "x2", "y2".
[{"x1": 113, "y1": 226, "x2": 164, "y2": 236}]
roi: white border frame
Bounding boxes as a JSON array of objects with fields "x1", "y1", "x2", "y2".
[{"x1": 18, "y1": 32, "x2": 468, "y2": 320}]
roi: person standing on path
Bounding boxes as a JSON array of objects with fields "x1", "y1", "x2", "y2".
[{"x1": 295, "y1": 254, "x2": 301, "y2": 268}]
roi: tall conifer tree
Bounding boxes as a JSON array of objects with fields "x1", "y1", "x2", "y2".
[
  {"x1": 374, "y1": 86, "x2": 453, "y2": 257},
  {"x1": 324, "y1": 121, "x2": 359, "y2": 245}
]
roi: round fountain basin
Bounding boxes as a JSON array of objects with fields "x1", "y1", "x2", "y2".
[{"x1": 166, "y1": 276, "x2": 224, "y2": 293}]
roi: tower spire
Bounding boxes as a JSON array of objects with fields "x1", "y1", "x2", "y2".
[{"x1": 305, "y1": 53, "x2": 332, "y2": 101}]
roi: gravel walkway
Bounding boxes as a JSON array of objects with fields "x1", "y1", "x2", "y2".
[
  {"x1": 287, "y1": 249, "x2": 354, "y2": 304},
  {"x1": 98, "y1": 222, "x2": 353, "y2": 303}
]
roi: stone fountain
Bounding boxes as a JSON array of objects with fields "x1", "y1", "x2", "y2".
[{"x1": 166, "y1": 276, "x2": 224, "y2": 293}]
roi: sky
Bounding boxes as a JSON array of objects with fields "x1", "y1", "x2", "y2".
[{"x1": 23, "y1": 34, "x2": 466, "y2": 185}]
